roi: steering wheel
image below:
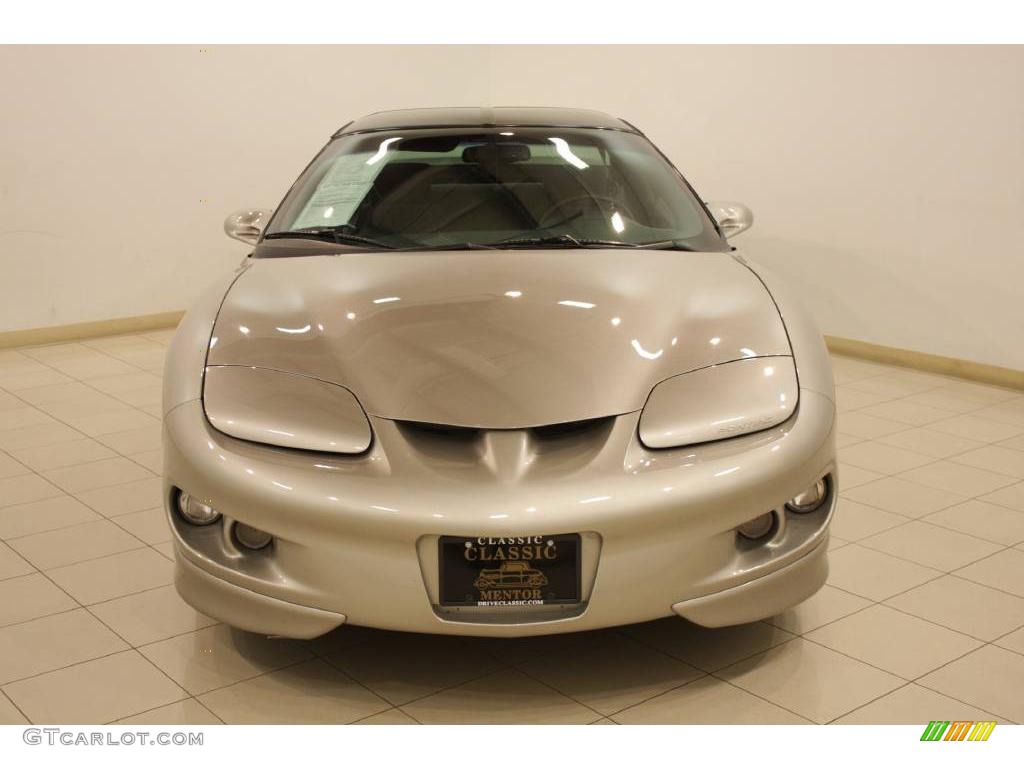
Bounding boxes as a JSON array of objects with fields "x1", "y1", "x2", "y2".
[{"x1": 537, "y1": 195, "x2": 635, "y2": 230}]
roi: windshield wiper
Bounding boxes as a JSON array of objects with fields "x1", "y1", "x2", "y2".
[
  {"x1": 264, "y1": 228, "x2": 697, "y2": 253},
  {"x1": 635, "y1": 240, "x2": 697, "y2": 251},
  {"x1": 498, "y1": 234, "x2": 618, "y2": 248},
  {"x1": 263, "y1": 227, "x2": 396, "y2": 250},
  {"x1": 396, "y1": 242, "x2": 500, "y2": 251},
  {"x1": 496, "y1": 234, "x2": 695, "y2": 250}
]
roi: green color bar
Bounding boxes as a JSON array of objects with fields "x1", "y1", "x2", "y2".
[{"x1": 921, "y1": 721, "x2": 950, "y2": 741}]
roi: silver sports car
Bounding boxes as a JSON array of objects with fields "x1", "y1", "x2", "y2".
[{"x1": 164, "y1": 107, "x2": 836, "y2": 638}]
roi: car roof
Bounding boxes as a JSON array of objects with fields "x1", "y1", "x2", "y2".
[{"x1": 333, "y1": 107, "x2": 640, "y2": 137}]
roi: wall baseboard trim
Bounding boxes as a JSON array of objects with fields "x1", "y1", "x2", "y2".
[
  {"x1": 2, "y1": 314, "x2": 1021, "y2": 392},
  {"x1": 0, "y1": 311, "x2": 186, "y2": 350},
  {"x1": 825, "y1": 336, "x2": 1024, "y2": 392}
]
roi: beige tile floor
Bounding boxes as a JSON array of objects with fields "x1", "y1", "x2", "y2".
[{"x1": 1, "y1": 335, "x2": 1024, "y2": 724}]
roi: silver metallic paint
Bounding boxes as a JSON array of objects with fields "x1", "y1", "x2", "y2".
[
  {"x1": 707, "y1": 201, "x2": 754, "y2": 240},
  {"x1": 639, "y1": 356, "x2": 798, "y2": 449},
  {"x1": 207, "y1": 250, "x2": 792, "y2": 429},
  {"x1": 203, "y1": 366, "x2": 372, "y2": 454},
  {"x1": 224, "y1": 208, "x2": 273, "y2": 246},
  {"x1": 165, "y1": 389, "x2": 835, "y2": 636},
  {"x1": 164, "y1": 265, "x2": 248, "y2": 413},
  {"x1": 164, "y1": 247, "x2": 837, "y2": 637}
]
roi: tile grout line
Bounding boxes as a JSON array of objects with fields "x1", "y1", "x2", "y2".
[
  {"x1": 0, "y1": 344, "x2": 160, "y2": 459},
  {"x1": 75, "y1": 590, "x2": 210, "y2": 720},
  {"x1": 1, "y1": 559, "x2": 218, "y2": 725},
  {"x1": 7, "y1": 542, "x2": 152, "y2": 574},
  {"x1": 0, "y1": 557, "x2": 144, "y2": 725},
  {"x1": 0, "y1": 344, "x2": 164, "y2": 539},
  {"x1": 312, "y1": 636, "x2": 524, "y2": 717},
  {"x1": 840, "y1": 393, "x2": 1024, "y2": 447},
  {"x1": 31, "y1": 454, "x2": 158, "y2": 497},
  {"x1": 793, "y1": 525, "x2": 1024, "y2": 722},
  {"x1": 0, "y1": 646, "x2": 132, "y2": 691},
  {"x1": 840, "y1": 427, "x2": 1021, "y2": 493},
  {"x1": 192, "y1": 654, "x2": 388, "y2": 724},
  {"x1": 616, "y1": 654, "x2": 817, "y2": 724},
  {"x1": 840, "y1": 365, "x2": 1024, "y2": 402},
  {"x1": 842, "y1": 518, "x2": 1019, "y2": 584},
  {"x1": 108, "y1": 695, "x2": 226, "y2": 726},
  {"x1": 879, "y1": 598, "x2": 1024, "y2": 646},
  {"x1": 97, "y1": 692, "x2": 192, "y2": 725},
  {"x1": 906, "y1": 642, "x2": 1021, "y2": 724},
  {"x1": 165, "y1": 654, "x2": 310, "y2": 708},
  {"x1": 988, "y1": 623, "x2": 1024, "y2": 650},
  {"x1": 829, "y1": 413, "x2": 1024, "y2": 598},
  {"x1": 610, "y1": 626, "x2": 827, "y2": 720},
  {"x1": 0, "y1": 604, "x2": 83, "y2": 633},
  {"x1": 822, "y1": 539, "x2": 1021, "y2": 627},
  {"x1": 3, "y1": 511, "x2": 153, "y2": 545},
  {"x1": 505, "y1": 626, "x2": 655, "y2": 719},
  {"x1": 308, "y1": 646, "x2": 420, "y2": 718},
  {"x1": 309, "y1": 629, "x2": 643, "y2": 722},
  {"x1": 0, "y1": 685, "x2": 33, "y2": 724},
  {"x1": 0, "y1": 492, "x2": 168, "y2": 544},
  {"x1": 394, "y1": 705, "x2": 425, "y2": 725},
  {"x1": 499, "y1": 659, "x2": 607, "y2": 722},
  {"x1": 599, "y1": 632, "x2": 817, "y2": 724},
  {"x1": 350, "y1": 706, "x2": 414, "y2": 725},
  {"x1": 834, "y1": 490, "x2": 1024, "y2": 558}
]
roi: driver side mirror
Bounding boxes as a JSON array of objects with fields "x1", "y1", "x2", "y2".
[
  {"x1": 224, "y1": 208, "x2": 273, "y2": 245},
  {"x1": 706, "y1": 201, "x2": 753, "y2": 240}
]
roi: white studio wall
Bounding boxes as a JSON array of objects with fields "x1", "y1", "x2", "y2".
[
  {"x1": 2, "y1": 45, "x2": 1023, "y2": 370},
  {"x1": 0, "y1": 46, "x2": 491, "y2": 332}
]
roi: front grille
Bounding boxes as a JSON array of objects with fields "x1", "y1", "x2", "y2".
[
  {"x1": 531, "y1": 416, "x2": 611, "y2": 441},
  {"x1": 394, "y1": 415, "x2": 617, "y2": 477},
  {"x1": 397, "y1": 421, "x2": 481, "y2": 440},
  {"x1": 396, "y1": 415, "x2": 614, "y2": 444}
]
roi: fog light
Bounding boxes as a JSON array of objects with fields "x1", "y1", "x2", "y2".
[
  {"x1": 234, "y1": 522, "x2": 273, "y2": 550},
  {"x1": 177, "y1": 492, "x2": 221, "y2": 526},
  {"x1": 786, "y1": 478, "x2": 828, "y2": 513},
  {"x1": 737, "y1": 512, "x2": 775, "y2": 540}
]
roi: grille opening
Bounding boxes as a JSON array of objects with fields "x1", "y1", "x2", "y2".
[
  {"x1": 396, "y1": 415, "x2": 617, "y2": 474},
  {"x1": 397, "y1": 416, "x2": 613, "y2": 442},
  {"x1": 398, "y1": 421, "x2": 482, "y2": 440},
  {"x1": 531, "y1": 416, "x2": 611, "y2": 440}
]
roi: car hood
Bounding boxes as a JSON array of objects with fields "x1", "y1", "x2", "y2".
[{"x1": 207, "y1": 249, "x2": 791, "y2": 428}]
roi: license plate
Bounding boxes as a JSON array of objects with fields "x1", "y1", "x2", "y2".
[{"x1": 438, "y1": 533, "x2": 581, "y2": 607}]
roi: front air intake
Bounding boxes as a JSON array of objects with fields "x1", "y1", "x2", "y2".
[
  {"x1": 396, "y1": 416, "x2": 613, "y2": 442},
  {"x1": 394, "y1": 415, "x2": 617, "y2": 478}
]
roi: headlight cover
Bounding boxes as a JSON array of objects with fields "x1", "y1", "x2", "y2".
[
  {"x1": 203, "y1": 365, "x2": 372, "y2": 454},
  {"x1": 638, "y1": 356, "x2": 798, "y2": 449}
]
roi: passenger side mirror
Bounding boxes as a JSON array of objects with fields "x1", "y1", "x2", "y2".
[
  {"x1": 224, "y1": 208, "x2": 273, "y2": 245},
  {"x1": 706, "y1": 201, "x2": 753, "y2": 240}
]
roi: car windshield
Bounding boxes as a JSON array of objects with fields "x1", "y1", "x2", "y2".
[{"x1": 262, "y1": 127, "x2": 725, "y2": 252}]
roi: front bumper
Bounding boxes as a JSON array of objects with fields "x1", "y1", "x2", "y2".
[
  {"x1": 175, "y1": 553, "x2": 347, "y2": 639},
  {"x1": 164, "y1": 389, "x2": 836, "y2": 637}
]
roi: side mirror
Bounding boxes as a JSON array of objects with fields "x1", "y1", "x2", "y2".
[
  {"x1": 224, "y1": 208, "x2": 273, "y2": 245},
  {"x1": 706, "y1": 201, "x2": 753, "y2": 240}
]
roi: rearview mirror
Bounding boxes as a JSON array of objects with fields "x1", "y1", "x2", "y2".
[
  {"x1": 224, "y1": 208, "x2": 273, "y2": 245},
  {"x1": 706, "y1": 201, "x2": 753, "y2": 240}
]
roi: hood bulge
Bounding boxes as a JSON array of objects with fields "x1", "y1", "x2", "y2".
[{"x1": 207, "y1": 249, "x2": 791, "y2": 428}]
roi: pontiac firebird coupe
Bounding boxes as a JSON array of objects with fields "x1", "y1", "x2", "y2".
[{"x1": 163, "y1": 107, "x2": 837, "y2": 638}]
